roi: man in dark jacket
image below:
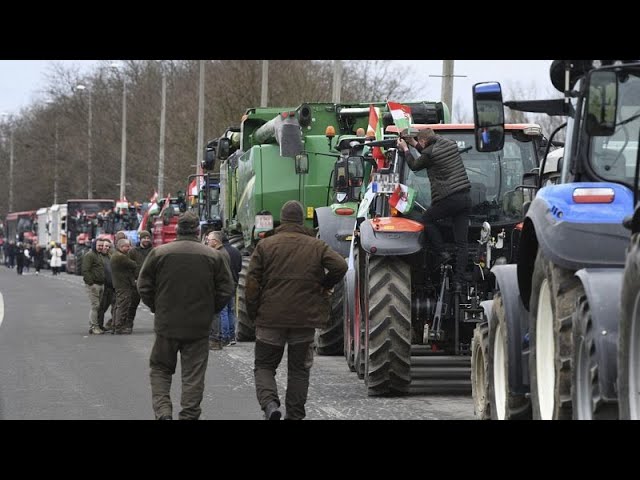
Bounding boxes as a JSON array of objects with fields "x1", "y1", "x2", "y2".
[
  {"x1": 127, "y1": 230, "x2": 153, "y2": 330},
  {"x1": 398, "y1": 128, "x2": 472, "y2": 288},
  {"x1": 138, "y1": 212, "x2": 234, "y2": 420},
  {"x1": 207, "y1": 231, "x2": 242, "y2": 347},
  {"x1": 82, "y1": 238, "x2": 106, "y2": 334},
  {"x1": 246, "y1": 200, "x2": 347, "y2": 420}
]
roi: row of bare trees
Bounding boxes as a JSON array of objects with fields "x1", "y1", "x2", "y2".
[
  {"x1": 0, "y1": 61, "x2": 567, "y2": 220},
  {"x1": 0, "y1": 60, "x2": 417, "y2": 218}
]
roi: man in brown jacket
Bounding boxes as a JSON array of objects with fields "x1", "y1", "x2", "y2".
[
  {"x1": 246, "y1": 200, "x2": 347, "y2": 420},
  {"x1": 138, "y1": 212, "x2": 234, "y2": 420}
]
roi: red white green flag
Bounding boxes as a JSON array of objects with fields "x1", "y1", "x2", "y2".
[
  {"x1": 388, "y1": 183, "x2": 416, "y2": 214},
  {"x1": 387, "y1": 101, "x2": 413, "y2": 135},
  {"x1": 368, "y1": 104, "x2": 386, "y2": 170}
]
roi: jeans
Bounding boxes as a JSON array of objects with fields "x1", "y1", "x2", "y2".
[{"x1": 219, "y1": 297, "x2": 236, "y2": 341}]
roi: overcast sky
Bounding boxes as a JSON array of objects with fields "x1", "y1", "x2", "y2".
[{"x1": 0, "y1": 60, "x2": 555, "y2": 118}]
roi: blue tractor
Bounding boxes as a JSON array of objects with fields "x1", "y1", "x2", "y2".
[{"x1": 470, "y1": 60, "x2": 640, "y2": 419}]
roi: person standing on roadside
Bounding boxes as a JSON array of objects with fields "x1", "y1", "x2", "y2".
[
  {"x1": 100, "y1": 238, "x2": 117, "y2": 332},
  {"x1": 111, "y1": 238, "x2": 138, "y2": 334},
  {"x1": 246, "y1": 200, "x2": 347, "y2": 420},
  {"x1": 127, "y1": 230, "x2": 153, "y2": 330},
  {"x1": 138, "y1": 212, "x2": 234, "y2": 420},
  {"x1": 50, "y1": 242, "x2": 63, "y2": 275},
  {"x1": 82, "y1": 238, "x2": 106, "y2": 335},
  {"x1": 34, "y1": 244, "x2": 45, "y2": 275}
]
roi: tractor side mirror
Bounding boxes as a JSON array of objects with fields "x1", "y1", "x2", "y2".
[{"x1": 472, "y1": 82, "x2": 505, "y2": 152}]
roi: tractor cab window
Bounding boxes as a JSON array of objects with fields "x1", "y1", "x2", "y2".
[
  {"x1": 589, "y1": 71, "x2": 640, "y2": 185},
  {"x1": 402, "y1": 130, "x2": 538, "y2": 226}
]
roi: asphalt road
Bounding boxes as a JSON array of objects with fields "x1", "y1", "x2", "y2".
[{"x1": 0, "y1": 265, "x2": 474, "y2": 420}]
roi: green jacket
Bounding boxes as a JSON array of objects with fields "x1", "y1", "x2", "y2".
[
  {"x1": 137, "y1": 235, "x2": 234, "y2": 341},
  {"x1": 245, "y1": 223, "x2": 347, "y2": 329},
  {"x1": 111, "y1": 250, "x2": 138, "y2": 290},
  {"x1": 82, "y1": 250, "x2": 105, "y2": 286}
]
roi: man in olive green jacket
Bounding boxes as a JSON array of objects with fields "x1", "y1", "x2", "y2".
[
  {"x1": 111, "y1": 238, "x2": 139, "y2": 334},
  {"x1": 82, "y1": 238, "x2": 106, "y2": 335},
  {"x1": 138, "y1": 212, "x2": 234, "y2": 420},
  {"x1": 246, "y1": 200, "x2": 347, "y2": 420}
]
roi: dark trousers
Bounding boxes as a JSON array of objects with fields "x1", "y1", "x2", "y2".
[
  {"x1": 422, "y1": 190, "x2": 472, "y2": 283},
  {"x1": 115, "y1": 288, "x2": 135, "y2": 330},
  {"x1": 99, "y1": 286, "x2": 117, "y2": 329},
  {"x1": 128, "y1": 289, "x2": 141, "y2": 328},
  {"x1": 254, "y1": 338, "x2": 315, "y2": 420},
  {"x1": 149, "y1": 334, "x2": 209, "y2": 420}
]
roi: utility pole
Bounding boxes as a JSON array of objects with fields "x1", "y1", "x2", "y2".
[
  {"x1": 53, "y1": 121, "x2": 59, "y2": 204},
  {"x1": 158, "y1": 67, "x2": 167, "y2": 198},
  {"x1": 87, "y1": 89, "x2": 93, "y2": 199},
  {"x1": 119, "y1": 78, "x2": 127, "y2": 200},
  {"x1": 429, "y1": 60, "x2": 467, "y2": 116},
  {"x1": 261, "y1": 60, "x2": 269, "y2": 107},
  {"x1": 196, "y1": 60, "x2": 205, "y2": 184},
  {"x1": 9, "y1": 127, "x2": 14, "y2": 212},
  {"x1": 332, "y1": 60, "x2": 343, "y2": 103}
]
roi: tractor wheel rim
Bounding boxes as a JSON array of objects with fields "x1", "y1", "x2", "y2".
[
  {"x1": 575, "y1": 334, "x2": 592, "y2": 420},
  {"x1": 493, "y1": 322, "x2": 507, "y2": 420},
  {"x1": 472, "y1": 337, "x2": 486, "y2": 417},
  {"x1": 536, "y1": 278, "x2": 555, "y2": 420},
  {"x1": 630, "y1": 291, "x2": 640, "y2": 419}
]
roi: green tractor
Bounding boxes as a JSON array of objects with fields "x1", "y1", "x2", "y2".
[{"x1": 213, "y1": 101, "x2": 448, "y2": 343}]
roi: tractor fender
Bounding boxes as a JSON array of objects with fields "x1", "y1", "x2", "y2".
[
  {"x1": 492, "y1": 264, "x2": 530, "y2": 393},
  {"x1": 574, "y1": 268, "x2": 624, "y2": 401},
  {"x1": 315, "y1": 207, "x2": 356, "y2": 258},
  {"x1": 527, "y1": 186, "x2": 630, "y2": 272},
  {"x1": 359, "y1": 219, "x2": 424, "y2": 256}
]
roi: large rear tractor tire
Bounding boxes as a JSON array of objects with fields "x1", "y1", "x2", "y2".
[
  {"x1": 488, "y1": 293, "x2": 531, "y2": 420},
  {"x1": 618, "y1": 232, "x2": 640, "y2": 419},
  {"x1": 528, "y1": 249, "x2": 581, "y2": 420},
  {"x1": 364, "y1": 255, "x2": 412, "y2": 396},
  {"x1": 236, "y1": 256, "x2": 255, "y2": 342},
  {"x1": 572, "y1": 295, "x2": 618, "y2": 419},
  {"x1": 316, "y1": 279, "x2": 345, "y2": 356},
  {"x1": 471, "y1": 321, "x2": 491, "y2": 420}
]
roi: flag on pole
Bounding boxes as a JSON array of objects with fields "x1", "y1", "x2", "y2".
[
  {"x1": 388, "y1": 183, "x2": 416, "y2": 214},
  {"x1": 149, "y1": 190, "x2": 158, "y2": 204},
  {"x1": 368, "y1": 105, "x2": 387, "y2": 170},
  {"x1": 387, "y1": 102, "x2": 413, "y2": 135},
  {"x1": 188, "y1": 178, "x2": 198, "y2": 197}
]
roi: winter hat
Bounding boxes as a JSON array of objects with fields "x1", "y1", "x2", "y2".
[
  {"x1": 280, "y1": 200, "x2": 304, "y2": 225},
  {"x1": 139, "y1": 230, "x2": 151, "y2": 239},
  {"x1": 177, "y1": 211, "x2": 200, "y2": 233}
]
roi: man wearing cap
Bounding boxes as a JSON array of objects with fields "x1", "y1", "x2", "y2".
[
  {"x1": 127, "y1": 230, "x2": 153, "y2": 331},
  {"x1": 246, "y1": 200, "x2": 347, "y2": 420},
  {"x1": 138, "y1": 211, "x2": 234, "y2": 420}
]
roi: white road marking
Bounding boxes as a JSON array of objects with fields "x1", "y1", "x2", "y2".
[{"x1": 0, "y1": 292, "x2": 4, "y2": 327}]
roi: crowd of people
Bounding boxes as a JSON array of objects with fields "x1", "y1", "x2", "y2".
[
  {"x1": 2, "y1": 240, "x2": 61, "y2": 276},
  {"x1": 4, "y1": 206, "x2": 350, "y2": 421}
]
